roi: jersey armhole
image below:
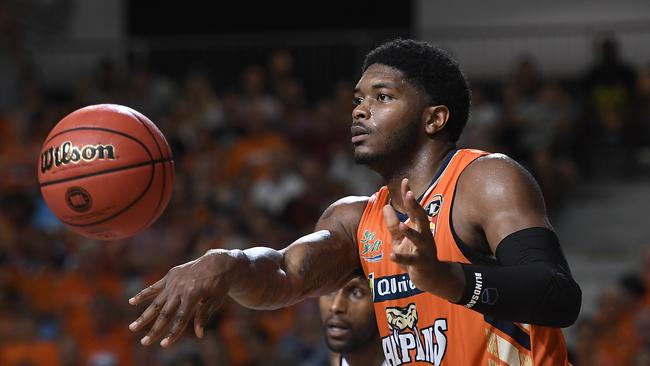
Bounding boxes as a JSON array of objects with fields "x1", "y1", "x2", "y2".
[
  {"x1": 448, "y1": 163, "x2": 499, "y2": 266},
  {"x1": 356, "y1": 190, "x2": 382, "y2": 243}
]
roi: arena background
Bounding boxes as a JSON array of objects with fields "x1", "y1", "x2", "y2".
[{"x1": 1, "y1": 0, "x2": 650, "y2": 365}]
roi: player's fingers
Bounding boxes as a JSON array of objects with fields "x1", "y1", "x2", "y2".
[
  {"x1": 399, "y1": 222, "x2": 429, "y2": 249},
  {"x1": 400, "y1": 177, "x2": 411, "y2": 198},
  {"x1": 383, "y1": 204, "x2": 403, "y2": 241},
  {"x1": 160, "y1": 297, "x2": 202, "y2": 347},
  {"x1": 129, "y1": 278, "x2": 165, "y2": 306},
  {"x1": 194, "y1": 300, "x2": 207, "y2": 339},
  {"x1": 390, "y1": 251, "x2": 419, "y2": 266},
  {"x1": 402, "y1": 190, "x2": 429, "y2": 233},
  {"x1": 400, "y1": 179, "x2": 416, "y2": 217},
  {"x1": 129, "y1": 294, "x2": 167, "y2": 332},
  {"x1": 400, "y1": 178, "x2": 416, "y2": 213},
  {"x1": 140, "y1": 296, "x2": 181, "y2": 346},
  {"x1": 194, "y1": 297, "x2": 225, "y2": 339},
  {"x1": 193, "y1": 300, "x2": 214, "y2": 339}
]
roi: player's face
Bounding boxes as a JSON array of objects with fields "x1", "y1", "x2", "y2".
[
  {"x1": 352, "y1": 63, "x2": 426, "y2": 166},
  {"x1": 319, "y1": 277, "x2": 379, "y2": 353}
]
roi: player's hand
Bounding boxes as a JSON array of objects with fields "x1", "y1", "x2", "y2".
[
  {"x1": 383, "y1": 178, "x2": 465, "y2": 301},
  {"x1": 128, "y1": 250, "x2": 234, "y2": 347},
  {"x1": 383, "y1": 178, "x2": 443, "y2": 291}
]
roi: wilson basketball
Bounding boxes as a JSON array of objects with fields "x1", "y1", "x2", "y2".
[{"x1": 37, "y1": 104, "x2": 175, "y2": 240}]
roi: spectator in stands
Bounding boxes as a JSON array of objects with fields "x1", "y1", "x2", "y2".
[
  {"x1": 582, "y1": 36, "x2": 638, "y2": 176},
  {"x1": 634, "y1": 309, "x2": 650, "y2": 366}
]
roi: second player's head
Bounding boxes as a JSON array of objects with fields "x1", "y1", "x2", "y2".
[{"x1": 319, "y1": 272, "x2": 378, "y2": 354}]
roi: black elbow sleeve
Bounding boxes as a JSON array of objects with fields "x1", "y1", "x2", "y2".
[
  {"x1": 453, "y1": 227, "x2": 582, "y2": 327},
  {"x1": 536, "y1": 265, "x2": 582, "y2": 327}
]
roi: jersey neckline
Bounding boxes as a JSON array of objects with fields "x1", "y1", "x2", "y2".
[{"x1": 394, "y1": 148, "x2": 458, "y2": 222}]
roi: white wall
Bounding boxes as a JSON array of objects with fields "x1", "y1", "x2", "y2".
[
  {"x1": 31, "y1": 0, "x2": 126, "y2": 86},
  {"x1": 415, "y1": 0, "x2": 650, "y2": 79},
  {"x1": 415, "y1": 0, "x2": 650, "y2": 28},
  {"x1": 67, "y1": 0, "x2": 124, "y2": 40}
]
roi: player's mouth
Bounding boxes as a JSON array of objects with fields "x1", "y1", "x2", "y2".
[
  {"x1": 326, "y1": 319, "x2": 351, "y2": 338},
  {"x1": 351, "y1": 125, "x2": 369, "y2": 144}
]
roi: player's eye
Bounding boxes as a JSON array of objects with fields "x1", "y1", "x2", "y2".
[
  {"x1": 352, "y1": 97, "x2": 363, "y2": 107},
  {"x1": 377, "y1": 93, "x2": 392, "y2": 102},
  {"x1": 351, "y1": 288, "x2": 364, "y2": 298}
]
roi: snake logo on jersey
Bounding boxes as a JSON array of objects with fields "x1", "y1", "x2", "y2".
[
  {"x1": 424, "y1": 194, "x2": 442, "y2": 234},
  {"x1": 382, "y1": 303, "x2": 448, "y2": 366}
]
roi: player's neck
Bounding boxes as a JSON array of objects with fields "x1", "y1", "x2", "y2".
[
  {"x1": 341, "y1": 338, "x2": 384, "y2": 366},
  {"x1": 385, "y1": 143, "x2": 455, "y2": 213}
]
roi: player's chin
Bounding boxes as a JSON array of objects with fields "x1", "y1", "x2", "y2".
[
  {"x1": 353, "y1": 148, "x2": 378, "y2": 165},
  {"x1": 325, "y1": 337, "x2": 349, "y2": 352}
]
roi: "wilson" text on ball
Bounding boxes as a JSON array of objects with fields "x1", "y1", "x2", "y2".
[{"x1": 41, "y1": 141, "x2": 116, "y2": 173}]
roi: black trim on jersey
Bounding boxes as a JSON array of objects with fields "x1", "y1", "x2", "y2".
[
  {"x1": 396, "y1": 148, "x2": 458, "y2": 223},
  {"x1": 484, "y1": 316, "x2": 531, "y2": 351},
  {"x1": 448, "y1": 159, "x2": 499, "y2": 265}
]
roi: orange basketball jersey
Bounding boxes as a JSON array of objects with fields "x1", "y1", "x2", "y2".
[{"x1": 357, "y1": 149, "x2": 569, "y2": 366}]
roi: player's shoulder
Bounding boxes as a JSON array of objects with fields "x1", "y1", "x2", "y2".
[
  {"x1": 454, "y1": 153, "x2": 547, "y2": 235},
  {"x1": 470, "y1": 152, "x2": 523, "y2": 170},
  {"x1": 317, "y1": 196, "x2": 370, "y2": 241},
  {"x1": 462, "y1": 153, "x2": 533, "y2": 183},
  {"x1": 458, "y1": 152, "x2": 541, "y2": 200},
  {"x1": 324, "y1": 196, "x2": 370, "y2": 217}
]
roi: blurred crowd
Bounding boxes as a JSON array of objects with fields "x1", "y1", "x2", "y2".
[
  {"x1": 572, "y1": 244, "x2": 650, "y2": 366},
  {"x1": 1, "y1": 11, "x2": 650, "y2": 364}
]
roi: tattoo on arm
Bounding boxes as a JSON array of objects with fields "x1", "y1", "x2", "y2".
[
  {"x1": 231, "y1": 197, "x2": 364, "y2": 309},
  {"x1": 296, "y1": 242, "x2": 336, "y2": 296}
]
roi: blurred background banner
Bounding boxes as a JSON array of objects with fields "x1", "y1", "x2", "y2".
[{"x1": 1, "y1": 1, "x2": 650, "y2": 365}]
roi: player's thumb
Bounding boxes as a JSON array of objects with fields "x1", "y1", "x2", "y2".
[{"x1": 383, "y1": 204, "x2": 403, "y2": 240}]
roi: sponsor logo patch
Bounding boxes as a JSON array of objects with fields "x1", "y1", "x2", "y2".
[
  {"x1": 360, "y1": 230, "x2": 384, "y2": 262},
  {"x1": 370, "y1": 273, "x2": 423, "y2": 302}
]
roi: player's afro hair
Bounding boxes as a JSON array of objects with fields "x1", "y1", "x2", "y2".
[{"x1": 362, "y1": 39, "x2": 471, "y2": 142}]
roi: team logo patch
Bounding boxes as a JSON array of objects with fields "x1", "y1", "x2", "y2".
[
  {"x1": 360, "y1": 230, "x2": 383, "y2": 262},
  {"x1": 424, "y1": 194, "x2": 443, "y2": 234},
  {"x1": 382, "y1": 303, "x2": 448, "y2": 365}
]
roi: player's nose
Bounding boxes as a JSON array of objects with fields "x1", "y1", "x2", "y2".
[
  {"x1": 330, "y1": 291, "x2": 347, "y2": 313},
  {"x1": 352, "y1": 101, "x2": 369, "y2": 121}
]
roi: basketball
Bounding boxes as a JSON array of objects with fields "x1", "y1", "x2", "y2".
[{"x1": 37, "y1": 104, "x2": 175, "y2": 240}]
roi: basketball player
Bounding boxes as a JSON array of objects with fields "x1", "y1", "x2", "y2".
[
  {"x1": 319, "y1": 271, "x2": 386, "y2": 366},
  {"x1": 129, "y1": 39, "x2": 581, "y2": 365}
]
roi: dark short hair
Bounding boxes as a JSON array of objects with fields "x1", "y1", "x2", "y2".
[{"x1": 362, "y1": 39, "x2": 471, "y2": 142}]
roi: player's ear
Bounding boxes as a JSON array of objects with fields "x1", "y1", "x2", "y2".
[{"x1": 422, "y1": 105, "x2": 449, "y2": 137}]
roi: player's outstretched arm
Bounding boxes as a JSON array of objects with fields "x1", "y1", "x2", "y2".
[
  {"x1": 128, "y1": 196, "x2": 367, "y2": 347},
  {"x1": 228, "y1": 196, "x2": 367, "y2": 308}
]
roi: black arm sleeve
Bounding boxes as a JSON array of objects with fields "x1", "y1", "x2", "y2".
[{"x1": 452, "y1": 227, "x2": 582, "y2": 327}]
